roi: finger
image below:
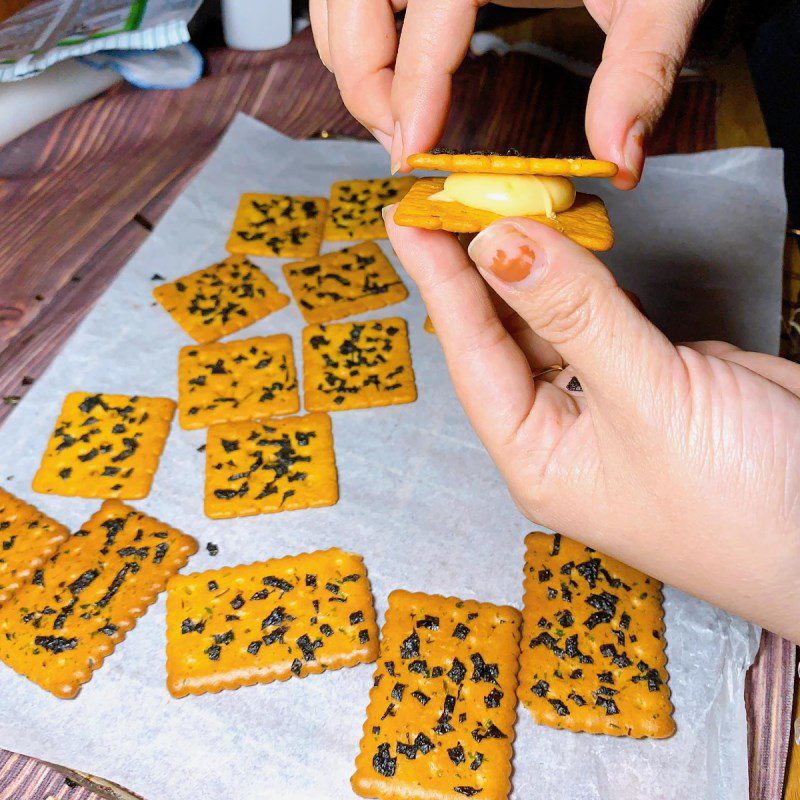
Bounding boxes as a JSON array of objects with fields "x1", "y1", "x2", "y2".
[
  {"x1": 327, "y1": 0, "x2": 399, "y2": 146},
  {"x1": 585, "y1": 0, "x2": 705, "y2": 189},
  {"x1": 490, "y1": 289, "x2": 564, "y2": 371},
  {"x1": 679, "y1": 340, "x2": 741, "y2": 357},
  {"x1": 682, "y1": 343, "x2": 800, "y2": 396},
  {"x1": 309, "y1": 0, "x2": 332, "y2": 71},
  {"x1": 467, "y1": 217, "x2": 681, "y2": 417},
  {"x1": 384, "y1": 205, "x2": 579, "y2": 455},
  {"x1": 390, "y1": 0, "x2": 481, "y2": 171}
]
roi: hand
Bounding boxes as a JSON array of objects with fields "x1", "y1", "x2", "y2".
[
  {"x1": 383, "y1": 208, "x2": 800, "y2": 643},
  {"x1": 309, "y1": 0, "x2": 707, "y2": 188}
]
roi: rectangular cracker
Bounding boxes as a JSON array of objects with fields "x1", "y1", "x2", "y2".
[
  {"x1": 302, "y1": 318, "x2": 417, "y2": 412},
  {"x1": 204, "y1": 412, "x2": 338, "y2": 519},
  {"x1": 352, "y1": 590, "x2": 522, "y2": 800},
  {"x1": 226, "y1": 193, "x2": 327, "y2": 258},
  {"x1": 283, "y1": 242, "x2": 408, "y2": 324},
  {"x1": 0, "y1": 488, "x2": 69, "y2": 606},
  {"x1": 518, "y1": 532, "x2": 675, "y2": 738},
  {"x1": 166, "y1": 548, "x2": 378, "y2": 697},
  {"x1": 153, "y1": 255, "x2": 290, "y2": 344},
  {"x1": 0, "y1": 500, "x2": 197, "y2": 698},
  {"x1": 394, "y1": 178, "x2": 614, "y2": 251},
  {"x1": 32, "y1": 392, "x2": 175, "y2": 500},
  {"x1": 178, "y1": 335, "x2": 299, "y2": 430},
  {"x1": 325, "y1": 177, "x2": 416, "y2": 241}
]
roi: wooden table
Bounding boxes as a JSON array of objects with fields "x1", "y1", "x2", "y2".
[{"x1": 0, "y1": 23, "x2": 795, "y2": 800}]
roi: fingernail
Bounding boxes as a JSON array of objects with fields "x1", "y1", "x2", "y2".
[
  {"x1": 381, "y1": 203, "x2": 397, "y2": 223},
  {"x1": 467, "y1": 222, "x2": 544, "y2": 285},
  {"x1": 623, "y1": 119, "x2": 646, "y2": 184},
  {"x1": 371, "y1": 127, "x2": 393, "y2": 152},
  {"x1": 390, "y1": 120, "x2": 403, "y2": 175}
]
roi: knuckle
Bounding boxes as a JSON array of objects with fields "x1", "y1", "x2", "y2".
[
  {"x1": 602, "y1": 46, "x2": 682, "y2": 112},
  {"x1": 532, "y1": 277, "x2": 596, "y2": 347},
  {"x1": 628, "y1": 47, "x2": 682, "y2": 104}
]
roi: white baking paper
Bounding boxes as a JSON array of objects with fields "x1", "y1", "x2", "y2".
[{"x1": 0, "y1": 114, "x2": 783, "y2": 800}]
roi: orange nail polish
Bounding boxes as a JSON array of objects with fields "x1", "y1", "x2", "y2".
[{"x1": 467, "y1": 223, "x2": 541, "y2": 285}]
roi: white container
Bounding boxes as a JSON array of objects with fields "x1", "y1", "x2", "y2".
[{"x1": 222, "y1": 0, "x2": 292, "y2": 51}]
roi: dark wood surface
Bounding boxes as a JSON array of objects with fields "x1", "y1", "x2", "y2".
[{"x1": 0, "y1": 28, "x2": 792, "y2": 800}]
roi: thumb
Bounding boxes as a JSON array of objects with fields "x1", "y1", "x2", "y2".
[
  {"x1": 467, "y1": 218, "x2": 679, "y2": 413},
  {"x1": 585, "y1": 0, "x2": 705, "y2": 189}
]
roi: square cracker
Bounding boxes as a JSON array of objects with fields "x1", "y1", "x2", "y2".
[
  {"x1": 166, "y1": 548, "x2": 378, "y2": 697},
  {"x1": 325, "y1": 177, "x2": 416, "y2": 241},
  {"x1": 518, "y1": 532, "x2": 675, "y2": 738},
  {"x1": 226, "y1": 192, "x2": 327, "y2": 258},
  {"x1": 0, "y1": 500, "x2": 197, "y2": 698},
  {"x1": 0, "y1": 488, "x2": 69, "y2": 606},
  {"x1": 302, "y1": 318, "x2": 417, "y2": 412},
  {"x1": 352, "y1": 590, "x2": 521, "y2": 800},
  {"x1": 407, "y1": 151, "x2": 618, "y2": 178},
  {"x1": 283, "y1": 242, "x2": 408, "y2": 324},
  {"x1": 153, "y1": 255, "x2": 289, "y2": 344},
  {"x1": 204, "y1": 412, "x2": 338, "y2": 519},
  {"x1": 33, "y1": 392, "x2": 175, "y2": 500},
  {"x1": 178, "y1": 335, "x2": 299, "y2": 430},
  {"x1": 394, "y1": 177, "x2": 614, "y2": 251}
]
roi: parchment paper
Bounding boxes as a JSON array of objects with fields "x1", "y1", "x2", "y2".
[{"x1": 0, "y1": 114, "x2": 785, "y2": 800}]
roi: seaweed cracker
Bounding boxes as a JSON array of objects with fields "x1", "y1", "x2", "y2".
[
  {"x1": 204, "y1": 413, "x2": 338, "y2": 519},
  {"x1": 153, "y1": 256, "x2": 289, "y2": 344},
  {"x1": 0, "y1": 488, "x2": 69, "y2": 606},
  {"x1": 325, "y1": 177, "x2": 416, "y2": 241},
  {"x1": 302, "y1": 318, "x2": 417, "y2": 412},
  {"x1": 178, "y1": 335, "x2": 299, "y2": 430},
  {"x1": 227, "y1": 192, "x2": 328, "y2": 258},
  {"x1": 33, "y1": 393, "x2": 175, "y2": 500},
  {"x1": 518, "y1": 532, "x2": 675, "y2": 738},
  {"x1": 0, "y1": 500, "x2": 197, "y2": 698},
  {"x1": 352, "y1": 590, "x2": 521, "y2": 800},
  {"x1": 283, "y1": 243, "x2": 408, "y2": 324},
  {"x1": 166, "y1": 548, "x2": 377, "y2": 697},
  {"x1": 395, "y1": 150, "x2": 615, "y2": 251}
]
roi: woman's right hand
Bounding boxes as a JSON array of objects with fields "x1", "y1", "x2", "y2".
[{"x1": 384, "y1": 208, "x2": 800, "y2": 643}]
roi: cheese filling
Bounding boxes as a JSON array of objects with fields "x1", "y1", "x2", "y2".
[{"x1": 429, "y1": 173, "x2": 576, "y2": 218}]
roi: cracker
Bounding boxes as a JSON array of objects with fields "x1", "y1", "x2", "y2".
[
  {"x1": 394, "y1": 178, "x2": 614, "y2": 251},
  {"x1": 517, "y1": 532, "x2": 675, "y2": 738},
  {"x1": 166, "y1": 548, "x2": 377, "y2": 697},
  {"x1": 178, "y1": 335, "x2": 299, "y2": 430},
  {"x1": 32, "y1": 393, "x2": 175, "y2": 500},
  {"x1": 204, "y1": 413, "x2": 338, "y2": 519},
  {"x1": 283, "y1": 242, "x2": 408, "y2": 324},
  {"x1": 302, "y1": 318, "x2": 417, "y2": 412},
  {"x1": 226, "y1": 193, "x2": 327, "y2": 258},
  {"x1": 0, "y1": 500, "x2": 197, "y2": 698},
  {"x1": 0, "y1": 488, "x2": 69, "y2": 606},
  {"x1": 423, "y1": 316, "x2": 435, "y2": 335},
  {"x1": 153, "y1": 255, "x2": 289, "y2": 344},
  {"x1": 325, "y1": 178, "x2": 416, "y2": 241},
  {"x1": 353, "y1": 590, "x2": 521, "y2": 800},
  {"x1": 407, "y1": 150, "x2": 618, "y2": 178}
]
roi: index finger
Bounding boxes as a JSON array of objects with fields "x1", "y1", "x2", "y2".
[{"x1": 327, "y1": 0, "x2": 401, "y2": 146}]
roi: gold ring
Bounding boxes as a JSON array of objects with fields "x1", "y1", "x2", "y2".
[{"x1": 533, "y1": 364, "x2": 564, "y2": 380}]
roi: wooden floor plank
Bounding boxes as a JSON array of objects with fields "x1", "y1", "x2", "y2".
[{"x1": 0, "y1": 220, "x2": 149, "y2": 425}]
